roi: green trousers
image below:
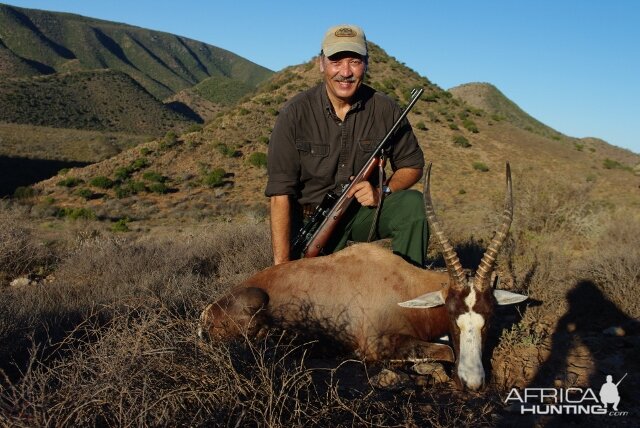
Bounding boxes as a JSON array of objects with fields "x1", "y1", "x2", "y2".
[{"x1": 323, "y1": 189, "x2": 429, "y2": 267}]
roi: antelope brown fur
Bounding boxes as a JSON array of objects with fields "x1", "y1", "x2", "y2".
[{"x1": 199, "y1": 163, "x2": 527, "y2": 391}]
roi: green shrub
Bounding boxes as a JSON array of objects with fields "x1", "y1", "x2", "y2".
[
  {"x1": 458, "y1": 189, "x2": 467, "y2": 195},
  {"x1": 472, "y1": 161, "x2": 489, "y2": 172},
  {"x1": 248, "y1": 152, "x2": 268, "y2": 168},
  {"x1": 574, "y1": 143, "x2": 584, "y2": 151},
  {"x1": 603, "y1": 158, "x2": 623, "y2": 169},
  {"x1": 216, "y1": 143, "x2": 240, "y2": 158},
  {"x1": 453, "y1": 135, "x2": 471, "y2": 148},
  {"x1": 427, "y1": 112, "x2": 440, "y2": 123},
  {"x1": 163, "y1": 131, "x2": 178, "y2": 147},
  {"x1": 259, "y1": 136, "x2": 270, "y2": 144},
  {"x1": 148, "y1": 182, "x2": 168, "y2": 194},
  {"x1": 449, "y1": 123, "x2": 459, "y2": 130},
  {"x1": 57, "y1": 168, "x2": 70, "y2": 176},
  {"x1": 415, "y1": 121, "x2": 427, "y2": 130},
  {"x1": 75, "y1": 188, "x2": 94, "y2": 200},
  {"x1": 140, "y1": 147, "x2": 151, "y2": 156},
  {"x1": 114, "y1": 181, "x2": 146, "y2": 198},
  {"x1": 185, "y1": 124, "x2": 203, "y2": 133},
  {"x1": 131, "y1": 158, "x2": 150, "y2": 171},
  {"x1": 204, "y1": 168, "x2": 226, "y2": 187},
  {"x1": 142, "y1": 171, "x2": 165, "y2": 183},
  {"x1": 89, "y1": 176, "x2": 114, "y2": 189},
  {"x1": 114, "y1": 166, "x2": 133, "y2": 182},
  {"x1": 13, "y1": 186, "x2": 36, "y2": 199},
  {"x1": 114, "y1": 186, "x2": 130, "y2": 199},
  {"x1": 130, "y1": 181, "x2": 146, "y2": 193},
  {"x1": 462, "y1": 119, "x2": 479, "y2": 133},
  {"x1": 56, "y1": 207, "x2": 96, "y2": 220},
  {"x1": 111, "y1": 218, "x2": 130, "y2": 232},
  {"x1": 57, "y1": 177, "x2": 84, "y2": 188}
]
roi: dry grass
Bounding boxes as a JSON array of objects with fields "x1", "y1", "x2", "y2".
[
  {"x1": 0, "y1": 202, "x2": 54, "y2": 281},
  {"x1": 0, "y1": 215, "x2": 496, "y2": 427},
  {"x1": 1, "y1": 173, "x2": 640, "y2": 426}
]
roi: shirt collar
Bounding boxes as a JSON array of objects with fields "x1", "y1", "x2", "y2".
[{"x1": 320, "y1": 84, "x2": 365, "y2": 116}]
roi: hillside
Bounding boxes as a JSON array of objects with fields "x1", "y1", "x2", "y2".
[
  {"x1": 0, "y1": 2, "x2": 276, "y2": 195},
  {"x1": 5, "y1": 39, "x2": 640, "y2": 427},
  {"x1": 449, "y1": 82, "x2": 564, "y2": 140},
  {"x1": 0, "y1": 3, "x2": 273, "y2": 100},
  {"x1": 28, "y1": 43, "x2": 640, "y2": 233},
  {"x1": 0, "y1": 69, "x2": 196, "y2": 134},
  {"x1": 450, "y1": 82, "x2": 640, "y2": 174}
]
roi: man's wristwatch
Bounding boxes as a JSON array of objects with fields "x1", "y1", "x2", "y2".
[{"x1": 382, "y1": 185, "x2": 392, "y2": 196}]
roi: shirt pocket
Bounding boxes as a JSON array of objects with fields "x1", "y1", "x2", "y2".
[
  {"x1": 357, "y1": 137, "x2": 382, "y2": 154},
  {"x1": 295, "y1": 139, "x2": 331, "y2": 179},
  {"x1": 296, "y1": 140, "x2": 329, "y2": 157}
]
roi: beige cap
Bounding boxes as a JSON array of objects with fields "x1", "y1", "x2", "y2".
[{"x1": 321, "y1": 24, "x2": 367, "y2": 57}]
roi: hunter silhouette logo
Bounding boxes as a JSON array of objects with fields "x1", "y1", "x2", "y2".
[
  {"x1": 599, "y1": 373, "x2": 627, "y2": 411},
  {"x1": 505, "y1": 373, "x2": 629, "y2": 416}
]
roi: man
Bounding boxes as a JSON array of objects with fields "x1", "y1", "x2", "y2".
[
  {"x1": 265, "y1": 24, "x2": 427, "y2": 266},
  {"x1": 599, "y1": 375, "x2": 621, "y2": 411}
]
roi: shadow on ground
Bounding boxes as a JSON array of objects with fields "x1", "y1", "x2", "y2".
[{"x1": 0, "y1": 156, "x2": 90, "y2": 197}]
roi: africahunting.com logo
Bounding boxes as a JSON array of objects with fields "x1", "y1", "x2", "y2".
[{"x1": 505, "y1": 373, "x2": 629, "y2": 416}]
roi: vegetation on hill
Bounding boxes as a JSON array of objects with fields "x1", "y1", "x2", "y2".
[
  {"x1": 0, "y1": 123, "x2": 148, "y2": 162},
  {"x1": 2, "y1": 34, "x2": 640, "y2": 426},
  {"x1": 23, "y1": 41, "x2": 639, "y2": 226},
  {"x1": 0, "y1": 69, "x2": 196, "y2": 134},
  {"x1": 193, "y1": 75, "x2": 257, "y2": 106},
  {"x1": 449, "y1": 82, "x2": 564, "y2": 140},
  {"x1": 0, "y1": 2, "x2": 275, "y2": 193},
  {"x1": 0, "y1": 2, "x2": 273, "y2": 100}
]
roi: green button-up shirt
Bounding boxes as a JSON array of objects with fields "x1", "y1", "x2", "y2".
[{"x1": 265, "y1": 83, "x2": 424, "y2": 206}]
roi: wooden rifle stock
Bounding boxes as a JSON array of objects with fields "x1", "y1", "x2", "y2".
[
  {"x1": 297, "y1": 88, "x2": 424, "y2": 258},
  {"x1": 303, "y1": 157, "x2": 379, "y2": 258}
]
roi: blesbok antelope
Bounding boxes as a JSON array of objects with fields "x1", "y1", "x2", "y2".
[{"x1": 199, "y1": 163, "x2": 527, "y2": 391}]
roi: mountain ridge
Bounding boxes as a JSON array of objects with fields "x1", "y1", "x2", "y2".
[
  {"x1": 448, "y1": 82, "x2": 563, "y2": 140},
  {"x1": 0, "y1": 3, "x2": 273, "y2": 100},
  {"x1": 30, "y1": 43, "x2": 640, "y2": 229}
]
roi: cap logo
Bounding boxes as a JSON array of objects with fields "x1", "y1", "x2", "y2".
[{"x1": 334, "y1": 27, "x2": 357, "y2": 38}]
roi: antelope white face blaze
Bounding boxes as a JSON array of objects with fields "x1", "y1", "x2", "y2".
[{"x1": 455, "y1": 287, "x2": 486, "y2": 390}]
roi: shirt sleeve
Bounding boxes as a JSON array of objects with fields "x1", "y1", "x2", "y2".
[
  {"x1": 389, "y1": 115, "x2": 425, "y2": 171},
  {"x1": 265, "y1": 106, "x2": 300, "y2": 197}
]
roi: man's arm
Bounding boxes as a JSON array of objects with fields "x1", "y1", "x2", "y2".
[
  {"x1": 348, "y1": 167, "x2": 423, "y2": 206},
  {"x1": 270, "y1": 195, "x2": 292, "y2": 265}
]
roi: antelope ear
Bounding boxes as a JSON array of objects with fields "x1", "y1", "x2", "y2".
[
  {"x1": 398, "y1": 290, "x2": 445, "y2": 308},
  {"x1": 493, "y1": 290, "x2": 528, "y2": 305}
]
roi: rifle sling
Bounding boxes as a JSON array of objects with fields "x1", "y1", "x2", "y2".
[{"x1": 366, "y1": 154, "x2": 386, "y2": 242}]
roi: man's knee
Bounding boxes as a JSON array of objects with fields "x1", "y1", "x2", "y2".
[{"x1": 389, "y1": 189, "x2": 425, "y2": 222}]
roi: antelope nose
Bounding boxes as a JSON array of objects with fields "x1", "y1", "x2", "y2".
[
  {"x1": 464, "y1": 375, "x2": 485, "y2": 391},
  {"x1": 458, "y1": 370, "x2": 485, "y2": 391}
]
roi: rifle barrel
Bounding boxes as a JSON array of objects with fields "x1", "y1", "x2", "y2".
[
  {"x1": 300, "y1": 87, "x2": 424, "y2": 256},
  {"x1": 615, "y1": 373, "x2": 628, "y2": 387}
]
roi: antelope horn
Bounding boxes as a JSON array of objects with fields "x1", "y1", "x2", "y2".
[
  {"x1": 475, "y1": 163, "x2": 513, "y2": 291},
  {"x1": 423, "y1": 163, "x2": 466, "y2": 289}
]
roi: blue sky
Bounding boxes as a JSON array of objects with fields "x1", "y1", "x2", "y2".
[{"x1": 5, "y1": 0, "x2": 640, "y2": 154}]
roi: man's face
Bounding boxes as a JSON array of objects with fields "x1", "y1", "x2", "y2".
[{"x1": 320, "y1": 51, "x2": 367, "y2": 104}]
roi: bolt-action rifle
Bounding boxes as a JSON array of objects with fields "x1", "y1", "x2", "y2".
[{"x1": 292, "y1": 88, "x2": 424, "y2": 258}]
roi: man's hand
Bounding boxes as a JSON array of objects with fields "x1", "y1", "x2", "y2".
[{"x1": 347, "y1": 180, "x2": 380, "y2": 207}]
